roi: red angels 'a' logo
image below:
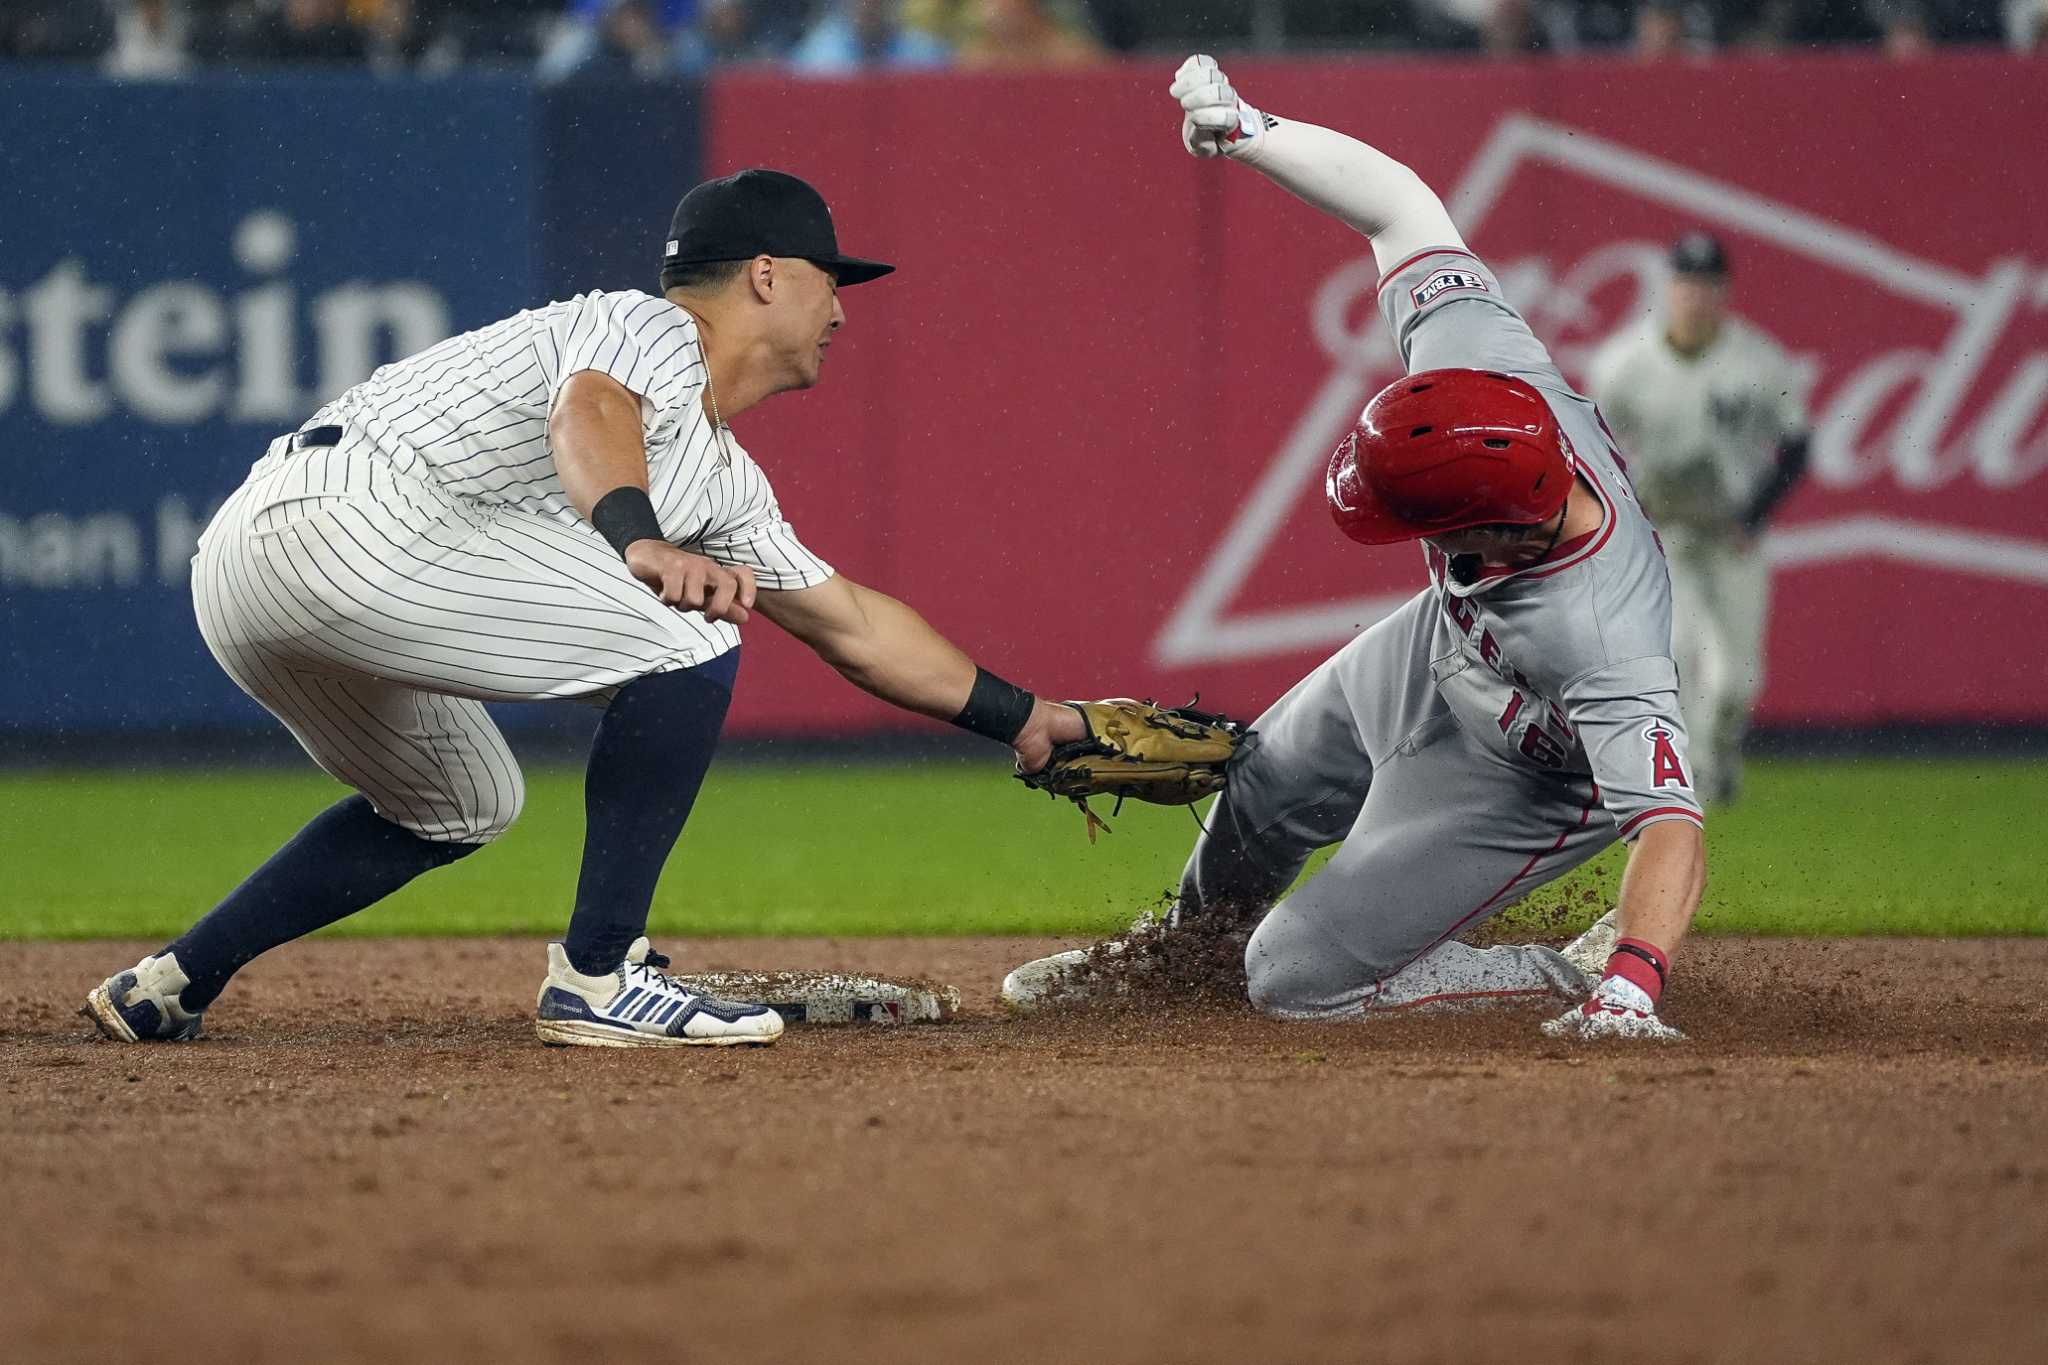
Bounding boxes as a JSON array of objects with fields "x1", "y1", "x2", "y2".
[{"x1": 1643, "y1": 723, "x2": 1689, "y2": 788}]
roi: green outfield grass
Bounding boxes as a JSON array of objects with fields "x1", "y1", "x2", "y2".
[{"x1": 1, "y1": 757, "x2": 2041, "y2": 941}]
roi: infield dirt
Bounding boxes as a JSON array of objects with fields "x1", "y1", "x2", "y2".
[{"x1": 5, "y1": 937, "x2": 2045, "y2": 1364}]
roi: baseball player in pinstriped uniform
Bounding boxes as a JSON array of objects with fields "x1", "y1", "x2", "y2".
[
  {"x1": 85, "y1": 169, "x2": 1087, "y2": 1048},
  {"x1": 1005, "y1": 58, "x2": 1708, "y2": 1039},
  {"x1": 1588, "y1": 234, "x2": 1811, "y2": 804}
]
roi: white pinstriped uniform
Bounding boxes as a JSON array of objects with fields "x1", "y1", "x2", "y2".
[
  {"x1": 1587, "y1": 316, "x2": 1809, "y2": 797},
  {"x1": 192, "y1": 290, "x2": 834, "y2": 843}
]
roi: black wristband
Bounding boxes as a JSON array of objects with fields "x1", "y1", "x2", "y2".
[
  {"x1": 1611, "y1": 940, "x2": 1668, "y2": 986},
  {"x1": 951, "y1": 667, "x2": 1037, "y2": 744},
  {"x1": 590, "y1": 486, "x2": 667, "y2": 559}
]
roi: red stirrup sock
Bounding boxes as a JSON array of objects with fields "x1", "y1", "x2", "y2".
[{"x1": 1601, "y1": 937, "x2": 1669, "y2": 1009}]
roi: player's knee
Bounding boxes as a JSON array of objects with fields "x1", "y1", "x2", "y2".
[
  {"x1": 1244, "y1": 901, "x2": 1397, "y2": 1019},
  {"x1": 476, "y1": 770, "x2": 527, "y2": 843},
  {"x1": 1243, "y1": 951, "x2": 1288, "y2": 1016},
  {"x1": 441, "y1": 768, "x2": 526, "y2": 845},
  {"x1": 1243, "y1": 922, "x2": 1318, "y2": 1018},
  {"x1": 1245, "y1": 952, "x2": 1322, "y2": 1018}
]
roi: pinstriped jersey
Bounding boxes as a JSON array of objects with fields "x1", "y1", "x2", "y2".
[
  {"x1": 1586, "y1": 314, "x2": 1807, "y2": 532},
  {"x1": 1378, "y1": 248, "x2": 1704, "y2": 839},
  {"x1": 309, "y1": 289, "x2": 834, "y2": 591}
]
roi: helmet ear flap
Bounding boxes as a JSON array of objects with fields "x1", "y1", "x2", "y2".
[{"x1": 1325, "y1": 427, "x2": 1371, "y2": 541}]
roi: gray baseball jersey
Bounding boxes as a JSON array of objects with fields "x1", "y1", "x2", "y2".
[
  {"x1": 1195, "y1": 246, "x2": 1703, "y2": 1019},
  {"x1": 1586, "y1": 312, "x2": 1802, "y2": 800},
  {"x1": 1383, "y1": 248, "x2": 1705, "y2": 844},
  {"x1": 1586, "y1": 314, "x2": 1807, "y2": 532},
  {"x1": 192, "y1": 290, "x2": 834, "y2": 842}
]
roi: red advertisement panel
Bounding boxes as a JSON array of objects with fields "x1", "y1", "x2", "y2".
[{"x1": 707, "y1": 52, "x2": 2048, "y2": 735}]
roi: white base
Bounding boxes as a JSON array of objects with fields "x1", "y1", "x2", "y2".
[{"x1": 674, "y1": 972, "x2": 958, "y2": 1026}]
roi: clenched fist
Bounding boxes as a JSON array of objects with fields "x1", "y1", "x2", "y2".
[
  {"x1": 1169, "y1": 53, "x2": 1266, "y2": 159},
  {"x1": 624, "y1": 541, "x2": 756, "y2": 624}
]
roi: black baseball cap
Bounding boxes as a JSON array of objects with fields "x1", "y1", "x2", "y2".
[
  {"x1": 1671, "y1": 231, "x2": 1730, "y2": 278},
  {"x1": 662, "y1": 169, "x2": 894, "y2": 288}
]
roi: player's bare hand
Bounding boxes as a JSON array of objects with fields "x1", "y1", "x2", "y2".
[
  {"x1": 1170, "y1": 54, "x2": 1261, "y2": 158},
  {"x1": 704, "y1": 562, "x2": 758, "y2": 623},
  {"x1": 1011, "y1": 699, "x2": 1088, "y2": 774},
  {"x1": 624, "y1": 541, "x2": 753, "y2": 624}
]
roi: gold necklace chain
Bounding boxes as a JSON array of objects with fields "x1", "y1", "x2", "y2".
[{"x1": 699, "y1": 334, "x2": 731, "y2": 468}]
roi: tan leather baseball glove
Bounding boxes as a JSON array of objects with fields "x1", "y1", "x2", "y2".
[{"x1": 1017, "y1": 699, "x2": 1247, "y2": 839}]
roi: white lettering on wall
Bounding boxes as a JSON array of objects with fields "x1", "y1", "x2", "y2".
[
  {"x1": 0, "y1": 210, "x2": 452, "y2": 428},
  {"x1": 231, "y1": 211, "x2": 302, "y2": 422},
  {"x1": 0, "y1": 290, "x2": 16, "y2": 413},
  {"x1": 0, "y1": 495, "x2": 225, "y2": 590},
  {"x1": 109, "y1": 283, "x2": 229, "y2": 423},
  {"x1": 1490, "y1": 245, "x2": 2048, "y2": 495},
  {"x1": 24, "y1": 260, "x2": 116, "y2": 424},
  {"x1": 0, "y1": 510, "x2": 144, "y2": 588},
  {"x1": 156, "y1": 495, "x2": 216, "y2": 584},
  {"x1": 1973, "y1": 355, "x2": 2048, "y2": 490},
  {"x1": 312, "y1": 283, "x2": 449, "y2": 407}
]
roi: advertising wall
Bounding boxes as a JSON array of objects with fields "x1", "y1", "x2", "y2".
[
  {"x1": 4, "y1": 54, "x2": 2041, "y2": 742},
  {"x1": 707, "y1": 51, "x2": 2048, "y2": 735},
  {"x1": 0, "y1": 73, "x2": 698, "y2": 736}
]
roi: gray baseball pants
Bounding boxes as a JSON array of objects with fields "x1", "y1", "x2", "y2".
[{"x1": 1180, "y1": 591, "x2": 1620, "y2": 1018}]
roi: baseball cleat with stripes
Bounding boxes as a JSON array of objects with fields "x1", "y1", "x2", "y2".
[
  {"x1": 536, "y1": 938, "x2": 783, "y2": 1048},
  {"x1": 82, "y1": 953, "x2": 205, "y2": 1043}
]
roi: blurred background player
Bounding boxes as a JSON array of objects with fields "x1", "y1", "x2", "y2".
[{"x1": 1588, "y1": 233, "x2": 1810, "y2": 803}]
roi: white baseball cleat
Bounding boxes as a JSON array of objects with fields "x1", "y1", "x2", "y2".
[
  {"x1": 1001, "y1": 945, "x2": 1126, "y2": 1013},
  {"x1": 1559, "y1": 908, "x2": 1621, "y2": 980},
  {"x1": 1000, "y1": 909, "x2": 1168, "y2": 1013},
  {"x1": 536, "y1": 938, "x2": 783, "y2": 1048},
  {"x1": 1541, "y1": 977, "x2": 1685, "y2": 1042},
  {"x1": 82, "y1": 952, "x2": 204, "y2": 1043}
]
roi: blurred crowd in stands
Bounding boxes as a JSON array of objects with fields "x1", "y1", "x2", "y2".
[{"x1": 1, "y1": 0, "x2": 2038, "y2": 78}]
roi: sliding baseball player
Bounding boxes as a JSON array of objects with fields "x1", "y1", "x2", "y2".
[{"x1": 1006, "y1": 57, "x2": 1707, "y2": 1039}]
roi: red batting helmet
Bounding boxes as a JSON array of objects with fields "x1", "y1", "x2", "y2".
[{"x1": 1325, "y1": 369, "x2": 1574, "y2": 546}]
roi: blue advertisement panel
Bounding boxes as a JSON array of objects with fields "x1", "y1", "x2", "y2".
[{"x1": 0, "y1": 73, "x2": 699, "y2": 739}]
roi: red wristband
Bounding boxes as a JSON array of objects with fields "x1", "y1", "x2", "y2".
[{"x1": 1603, "y1": 937, "x2": 1669, "y2": 1007}]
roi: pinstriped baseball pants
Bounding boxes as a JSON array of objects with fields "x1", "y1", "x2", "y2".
[{"x1": 191, "y1": 438, "x2": 738, "y2": 842}]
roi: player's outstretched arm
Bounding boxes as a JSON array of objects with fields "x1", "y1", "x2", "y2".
[
  {"x1": 1170, "y1": 54, "x2": 1465, "y2": 274},
  {"x1": 1613, "y1": 820, "x2": 1706, "y2": 960},
  {"x1": 552, "y1": 370, "x2": 754, "y2": 623},
  {"x1": 1541, "y1": 818, "x2": 1704, "y2": 1041},
  {"x1": 754, "y1": 575, "x2": 1084, "y2": 770}
]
